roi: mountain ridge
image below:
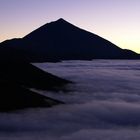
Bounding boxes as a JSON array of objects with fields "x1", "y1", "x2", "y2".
[{"x1": 0, "y1": 18, "x2": 139, "y2": 62}]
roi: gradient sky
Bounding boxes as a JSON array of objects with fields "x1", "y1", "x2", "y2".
[{"x1": 0, "y1": 0, "x2": 140, "y2": 53}]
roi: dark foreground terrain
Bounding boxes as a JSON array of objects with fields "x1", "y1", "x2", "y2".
[{"x1": 0, "y1": 62, "x2": 70, "y2": 111}]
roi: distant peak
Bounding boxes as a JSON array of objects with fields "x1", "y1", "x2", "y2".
[
  {"x1": 57, "y1": 18, "x2": 66, "y2": 22},
  {"x1": 54, "y1": 18, "x2": 71, "y2": 24},
  {"x1": 52, "y1": 18, "x2": 74, "y2": 27}
]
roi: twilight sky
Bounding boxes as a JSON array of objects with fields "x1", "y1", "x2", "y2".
[{"x1": 0, "y1": 0, "x2": 140, "y2": 53}]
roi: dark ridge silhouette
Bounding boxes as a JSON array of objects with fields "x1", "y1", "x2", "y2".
[
  {"x1": 0, "y1": 62, "x2": 70, "y2": 112},
  {"x1": 0, "y1": 81, "x2": 64, "y2": 112},
  {"x1": 0, "y1": 39, "x2": 37, "y2": 63},
  {"x1": 0, "y1": 62, "x2": 71, "y2": 90},
  {"x1": 0, "y1": 18, "x2": 139, "y2": 62}
]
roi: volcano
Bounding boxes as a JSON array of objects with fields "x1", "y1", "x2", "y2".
[{"x1": 0, "y1": 18, "x2": 139, "y2": 62}]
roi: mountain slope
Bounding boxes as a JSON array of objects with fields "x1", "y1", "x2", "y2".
[
  {"x1": 0, "y1": 62, "x2": 70, "y2": 111},
  {"x1": 0, "y1": 62, "x2": 71, "y2": 90},
  {"x1": 0, "y1": 18, "x2": 139, "y2": 62},
  {"x1": 0, "y1": 81, "x2": 63, "y2": 112}
]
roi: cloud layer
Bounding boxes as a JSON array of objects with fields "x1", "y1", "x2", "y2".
[{"x1": 0, "y1": 60, "x2": 140, "y2": 140}]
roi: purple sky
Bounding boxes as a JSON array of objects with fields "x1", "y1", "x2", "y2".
[{"x1": 0, "y1": 0, "x2": 140, "y2": 53}]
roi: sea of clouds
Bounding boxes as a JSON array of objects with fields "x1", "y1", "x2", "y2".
[{"x1": 0, "y1": 60, "x2": 140, "y2": 140}]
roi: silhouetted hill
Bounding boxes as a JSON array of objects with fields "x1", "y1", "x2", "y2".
[
  {"x1": 0, "y1": 81, "x2": 63, "y2": 112},
  {"x1": 0, "y1": 18, "x2": 140, "y2": 62},
  {"x1": 0, "y1": 62, "x2": 70, "y2": 111},
  {"x1": 0, "y1": 62, "x2": 70, "y2": 90}
]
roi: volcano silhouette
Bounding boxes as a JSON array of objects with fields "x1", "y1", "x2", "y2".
[{"x1": 0, "y1": 18, "x2": 139, "y2": 62}]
